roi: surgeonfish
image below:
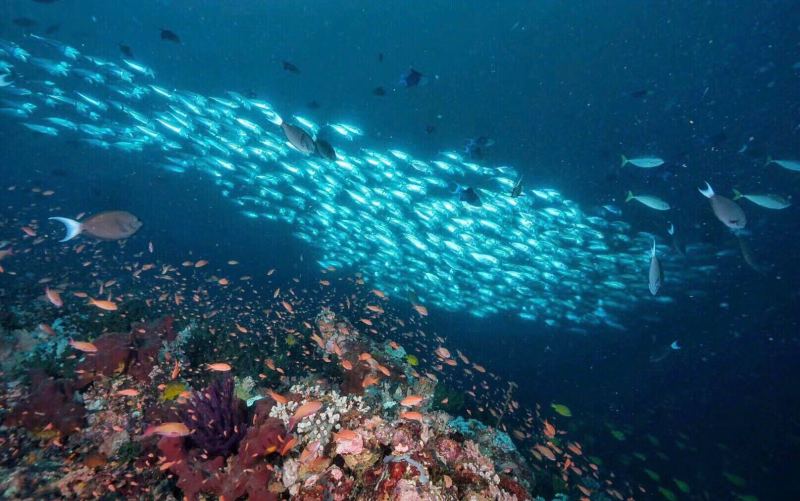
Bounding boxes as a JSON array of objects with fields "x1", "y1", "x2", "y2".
[
  {"x1": 732, "y1": 189, "x2": 790, "y2": 210},
  {"x1": 49, "y1": 211, "x2": 142, "y2": 242},
  {"x1": 648, "y1": 239, "x2": 662, "y2": 296},
  {"x1": 625, "y1": 191, "x2": 670, "y2": 211},
  {"x1": 280, "y1": 121, "x2": 316, "y2": 155},
  {"x1": 315, "y1": 138, "x2": 337, "y2": 161},
  {"x1": 621, "y1": 155, "x2": 664, "y2": 169},
  {"x1": 698, "y1": 182, "x2": 746, "y2": 230}
]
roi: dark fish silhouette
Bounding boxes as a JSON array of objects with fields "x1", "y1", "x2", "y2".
[
  {"x1": 282, "y1": 61, "x2": 300, "y2": 74},
  {"x1": 398, "y1": 68, "x2": 425, "y2": 87},
  {"x1": 455, "y1": 185, "x2": 482, "y2": 207},
  {"x1": 160, "y1": 29, "x2": 181, "y2": 44},
  {"x1": 372, "y1": 86, "x2": 386, "y2": 96},
  {"x1": 307, "y1": 100, "x2": 320, "y2": 109},
  {"x1": 44, "y1": 24, "x2": 60, "y2": 35},
  {"x1": 511, "y1": 176, "x2": 523, "y2": 198},
  {"x1": 629, "y1": 88, "x2": 653, "y2": 99},
  {"x1": 315, "y1": 139, "x2": 337, "y2": 161},
  {"x1": 119, "y1": 43, "x2": 134, "y2": 58},
  {"x1": 425, "y1": 125, "x2": 436, "y2": 134},
  {"x1": 13, "y1": 18, "x2": 37, "y2": 28},
  {"x1": 464, "y1": 136, "x2": 494, "y2": 160},
  {"x1": 378, "y1": 52, "x2": 384, "y2": 63}
]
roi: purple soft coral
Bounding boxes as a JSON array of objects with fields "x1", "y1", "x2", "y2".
[{"x1": 181, "y1": 375, "x2": 248, "y2": 457}]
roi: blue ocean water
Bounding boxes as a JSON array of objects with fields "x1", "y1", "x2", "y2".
[{"x1": 1, "y1": 1, "x2": 799, "y2": 500}]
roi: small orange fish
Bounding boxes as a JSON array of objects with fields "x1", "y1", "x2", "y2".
[
  {"x1": 69, "y1": 339, "x2": 98, "y2": 353},
  {"x1": 194, "y1": 260, "x2": 208, "y2": 268},
  {"x1": 400, "y1": 411, "x2": 424, "y2": 422},
  {"x1": 534, "y1": 444, "x2": 556, "y2": 461},
  {"x1": 413, "y1": 304, "x2": 428, "y2": 316},
  {"x1": 235, "y1": 323, "x2": 248, "y2": 333},
  {"x1": 267, "y1": 389, "x2": 288, "y2": 404},
  {"x1": 366, "y1": 305, "x2": 384, "y2": 314},
  {"x1": 333, "y1": 429, "x2": 359, "y2": 442},
  {"x1": 341, "y1": 359, "x2": 353, "y2": 371},
  {"x1": 280, "y1": 436, "x2": 297, "y2": 456},
  {"x1": 39, "y1": 323, "x2": 55, "y2": 336},
  {"x1": 400, "y1": 395, "x2": 424, "y2": 407},
  {"x1": 207, "y1": 362, "x2": 232, "y2": 372},
  {"x1": 218, "y1": 278, "x2": 229, "y2": 286},
  {"x1": 21, "y1": 226, "x2": 36, "y2": 237},
  {"x1": 281, "y1": 301, "x2": 293, "y2": 313},
  {"x1": 45, "y1": 287, "x2": 63, "y2": 307},
  {"x1": 376, "y1": 364, "x2": 391, "y2": 377},
  {"x1": 116, "y1": 389, "x2": 140, "y2": 397},
  {"x1": 361, "y1": 374, "x2": 379, "y2": 388},
  {"x1": 89, "y1": 298, "x2": 118, "y2": 311},
  {"x1": 359, "y1": 318, "x2": 373, "y2": 326},
  {"x1": 372, "y1": 289, "x2": 386, "y2": 298},
  {"x1": 435, "y1": 347, "x2": 451, "y2": 359},
  {"x1": 143, "y1": 422, "x2": 191, "y2": 438},
  {"x1": 358, "y1": 352, "x2": 373, "y2": 362},
  {"x1": 288, "y1": 401, "x2": 323, "y2": 431},
  {"x1": 170, "y1": 360, "x2": 181, "y2": 380},
  {"x1": 319, "y1": 280, "x2": 330, "y2": 286},
  {"x1": 543, "y1": 420, "x2": 556, "y2": 438}
]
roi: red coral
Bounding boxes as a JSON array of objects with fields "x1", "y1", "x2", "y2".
[
  {"x1": 157, "y1": 416, "x2": 286, "y2": 500},
  {"x1": 499, "y1": 475, "x2": 531, "y2": 500},
  {"x1": 434, "y1": 436, "x2": 462, "y2": 465},
  {"x1": 4, "y1": 369, "x2": 84, "y2": 436},
  {"x1": 75, "y1": 317, "x2": 176, "y2": 387}
]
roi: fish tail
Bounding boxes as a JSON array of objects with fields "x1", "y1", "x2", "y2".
[
  {"x1": 732, "y1": 189, "x2": 742, "y2": 200},
  {"x1": 48, "y1": 217, "x2": 82, "y2": 242},
  {"x1": 697, "y1": 181, "x2": 714, "y2": 198},
  {"x1": 620, "y1": 154, "x2": 628, "y2": 167},
  {"x1": 651, "y1": 238, "x2": 656, "y2": 257},
  {"x1": 625, "y1": 191, "x2": 634, "y2": 203}
]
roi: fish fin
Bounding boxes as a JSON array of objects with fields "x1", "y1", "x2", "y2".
[
  {"x1": 625, "y1": 191, "x2": 634, "y2": 203},
  {"x1": 651, "y1": 238, "x2": 656, "y2": 257},
  {"x1": 620, "y1": 154, "x2": 628, "y2": 167},
  {"x1": 48, "y1": 217, "x2": 82, "y2": 242},
  {"x1": 697, "y1": 181, "x2": 714, "y2": 198},
  {"x1": 732, "y1": 189, "x2": 742, "y2": 200}
]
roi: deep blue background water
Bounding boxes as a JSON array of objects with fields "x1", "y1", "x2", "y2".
[{"x1": 2, "y1": 0, "x2": 799, "y2": 498}]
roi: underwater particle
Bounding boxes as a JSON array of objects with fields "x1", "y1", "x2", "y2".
[
  {"x1": 161, "y1": 381, "x2": 187, "y2": 401},
  {"x1": 373, "y1": 86, "x2": 387, "y2": 96},
  {"x1": 119, "y1": 43, "x2": 134, "y2": 58},
  {"x1": 551, "y1": 403, "x2": 572, "y2": 417},
  {"x1": 398, "y1": 67, "x2": 425, "y2": 87},
  {"x1": 405, "y1": 354, "x2": 419, "y2": 366}
]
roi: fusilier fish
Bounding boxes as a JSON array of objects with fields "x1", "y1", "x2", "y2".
[
  {"x1": 621, "y1": 155, "x2": 664, "y2": 169},
  {"x1": 626, "y1": 191, "x2": 670, "y2": 211},
  {"x1": 732, "y1": 189, "x2": 790, "y2": 210}
]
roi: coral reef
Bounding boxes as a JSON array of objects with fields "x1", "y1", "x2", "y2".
[{"x1": 181, "y1": 375, "x2": 248, "y2": 457}]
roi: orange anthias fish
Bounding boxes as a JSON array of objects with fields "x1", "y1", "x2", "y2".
[
  {"x1": 279, "y1": 436, "x2": 298, "y2": 456},
  {"x1": 413, "y1": 304, "x2": 428, "y2": 316},
  {"x1": 288, "y1": 401, "x2": 323, "y2": 431},
  {"x1": 45, "y1": 287, "x2": 63, "y2": 307},
  {"x1": 69, "y1": 339, "x2": 98, "y2": 353},
  {"x1": 267, "y1": 389, "x2": 288, "y2": 404},
  {"x1": 88, "y1": 298, "x2": 118, "y2": 311},
  {"x1": 400, "y1": 411, "x2": 424, "y2": 422},
  {"x1": 361, "y1": 374, "x2": 379, "y2": 388},
  {"x1": 435, "y1": 347, "x2": 451, "y2": 359},
  {"x1": 207, "y1": 362, "x2": 232, "y2": 372},
  {"x1": 116, "y1": 389, "x2": 140, "y2": 397},
  {"x1": 400, "y1": 395, "x2": 424, "y2": 407},
  {"x1": 143, "y1": 422, "x2": 191, "y2": 438},
  {"x1": 543, "y1": 420, "x2": 556, "y2": 438}
]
